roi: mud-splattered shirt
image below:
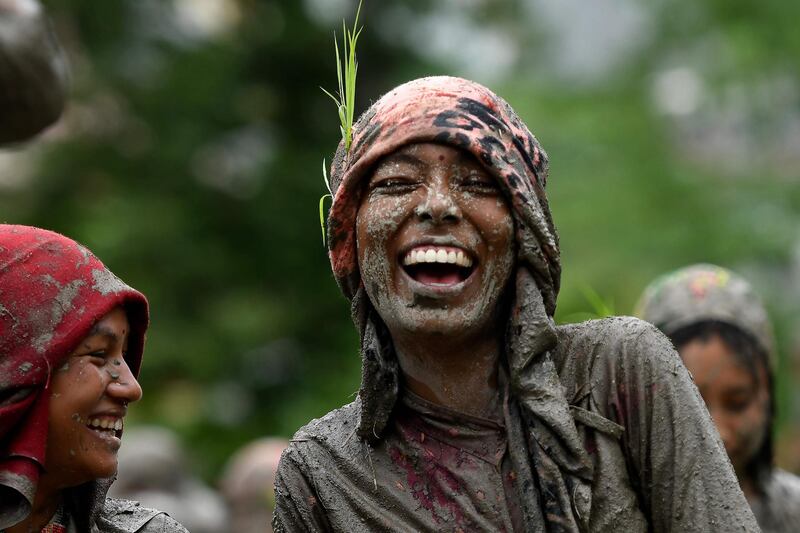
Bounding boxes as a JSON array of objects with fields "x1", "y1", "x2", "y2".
[
  {"x1": 750, "y1": 469, "x2": 800, "y2": 533},
  {"x1": 79, "y1": 498, "x2": 187, "y2": 533},
  {"x1": 273, "y1": 317, "x2": 760, "y2": 532},
  {"x1": 274, "y1": 398, "x2": 523, "y2": 533},
  {"x1": 0, "y1": 497, "x2": 187, "y2": 533},
  {"x1": 279, "y1": 388, "x2": 528, "y2": 532}
]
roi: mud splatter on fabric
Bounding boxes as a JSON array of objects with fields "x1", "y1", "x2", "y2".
[
  {"x1": 273, "y1": 77, "x2": 760, "y2": 532},
  {"x1": 276, "y1": 392, "x2": 522, "y2": 532}
]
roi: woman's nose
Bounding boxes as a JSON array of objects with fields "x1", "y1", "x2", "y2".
[
  {"x1": 107, "y1": 358, "x2": 143, "y2": 403},
  {"x1": 414, "y1": 180, "x2": 460, "y2": 224}
]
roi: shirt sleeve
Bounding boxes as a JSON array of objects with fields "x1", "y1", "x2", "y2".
[
  {"x1": 601, "y1": 318, "x2": 760, "y2": 532},
  {"x1": 272, "y1": 442, "x2": 333, "y2": 533},
  {"x1": 138, "y1": 513, "x2": 190, "y2": 533}
]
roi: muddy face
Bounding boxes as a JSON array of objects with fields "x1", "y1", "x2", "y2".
[
  {"x1": 680, "y1": 334, "x2": 769, "y2": 477},
  {"x1": 355, "y1": 142, "x2": 515, "y2": 341},
  {"x1": 46, "y1": 307, "x2": 142, "y2": 487}
]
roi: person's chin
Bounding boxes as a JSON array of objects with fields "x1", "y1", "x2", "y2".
[
  {"x1": 395, "y1": 308, "x2": 485, "y2": 337},
  {"x1": 85, "y1": 456, "x2": 119, "y2": 481}
]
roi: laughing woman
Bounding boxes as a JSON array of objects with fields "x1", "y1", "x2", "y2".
[
  {"x1": 0, "y1": 225, "x2": 187, "y2": 533},
  {"x1": 273, "y1": 77, "x2": 760, "y2": 532}
]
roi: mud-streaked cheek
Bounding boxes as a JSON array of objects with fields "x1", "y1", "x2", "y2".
[
  {"x1": 357, "y1": 196, "x2": 412, "y2": 298},
  {"x1": 476, "y1": 203, "x2": 514, "y2": 288}
]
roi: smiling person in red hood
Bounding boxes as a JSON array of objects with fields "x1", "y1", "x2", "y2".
[
  {"x1": 0, "y1": 225, "x2": 187, "y2": 533},
  {"x1": 273, "y1": 77, "x2": 760, "y2": 532}
]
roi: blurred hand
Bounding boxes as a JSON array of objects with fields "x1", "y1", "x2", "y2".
[{"x1": 0, "y1": 0, "x2": 68, "y2": 144}]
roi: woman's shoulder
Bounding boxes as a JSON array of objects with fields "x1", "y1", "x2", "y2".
[
  {"x1": 290, "y1": 399, "x2": 361, "y2": 445},
  {"x1": 96, "y1": 498, "x2": 188, "y2": 533},
  {"x1": 766, "y1": 468, "x2": 800, "y2": 503},
  {"x1": 555, "y1": 315, "x2": 677, "y2": 367},
  {"x1": 555, "y1": 315, "x2": 668, "y2": 352},
  {"x1": 277, "y1": 400, "x2": 363, "y2": 485},
  {"x1": 757, "y1": 469, "x2": 800, "y2": 530},
  {"x1": 552, "y1": 316, "x2": 684, "y2": 402}
]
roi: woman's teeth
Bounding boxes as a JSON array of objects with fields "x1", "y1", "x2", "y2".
[
  {"x1": 402, "y1": 246, "x2": 473, "y2": 268},
  {"x1": 87, "y1": 418, "x2": 123, "y2": 432}
]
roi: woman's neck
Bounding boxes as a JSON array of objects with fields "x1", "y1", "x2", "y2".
[
  {"x1": 6, "y1": 480, "x2": 62, "y2": 533},
  {"x1": 392, "y1": 327, "x2": 503, "y2": 419}
]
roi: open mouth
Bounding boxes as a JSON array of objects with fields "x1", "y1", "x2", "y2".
[
  {"x1": 86, "y1": 417, "x2": 123, "y2": 440},
  {"x1": 401, "y1": 246, "x2": 475, "y2": 286}
]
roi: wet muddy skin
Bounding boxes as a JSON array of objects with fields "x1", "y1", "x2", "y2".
[{"x1": 356, "y1": 142, "x2": 514, "y2": 419}]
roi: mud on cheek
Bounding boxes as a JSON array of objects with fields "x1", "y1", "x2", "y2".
[
  {"x1": 356, "y1": 200, "x2": 407, "y2": 294},
  {"x1": 359, "y1": 246, "x2": 394, "y2": 311}
]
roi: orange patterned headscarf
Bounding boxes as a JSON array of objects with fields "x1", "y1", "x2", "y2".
[{"x1": 326, "y1": 76, "x2": 560, "y2": 316}]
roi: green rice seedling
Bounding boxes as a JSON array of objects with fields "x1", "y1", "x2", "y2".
[
  {"x1": 561, "y1": 284, "x2": 616, "y2": 323},
  {"x1": 319, "y1": 0, "x2": 363, "y2": 246},
  {"x1": 321, "y1": 0, "x2": 363, "y2": 154},
  {"x1": 320, "y1": 159, "x2": 332, "y2": 246},
  {"x1": 580, "y1": 284, "x2": 615, "y2": 317}
]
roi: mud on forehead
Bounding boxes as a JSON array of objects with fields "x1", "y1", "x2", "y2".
[
  {"x1": 357, "y1": 141, "x2": 506, "y2": 217},
  {"x1": 327, "y1": 76, "x2": 560, "y2": 317}
]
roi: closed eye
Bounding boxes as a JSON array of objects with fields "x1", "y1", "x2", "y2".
[
  {"x1": 79, "y1": 351, "x2": 108, "y2": 365},
  {"x1": 461, "y1": 178, "x2": 499, "y2": 194},
  {"x1": 370, "y1": 177, "x2": 419, "y2": 193}
]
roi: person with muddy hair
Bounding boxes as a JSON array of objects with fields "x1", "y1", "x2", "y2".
[
  {"x1": 0, "y1": 225, "x2": 188, "y2": 533},
  {"x1": 0, "y1": 0, "x2": 68, "y2": 144},
  {"x1": 638, "y1": 263, "x2": 800, "y2": 533},
  {"x1": 272, "y1": 76, "x2": 759, "y2": 532}
]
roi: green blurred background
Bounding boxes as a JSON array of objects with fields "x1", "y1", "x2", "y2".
[{"x1": 2, "y1": 0, "x2": 798, "y2": 481}]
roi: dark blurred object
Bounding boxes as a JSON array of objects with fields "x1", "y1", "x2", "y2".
[
  {"x1": 0, "y1": 0, "x2": 68, "y2": 143},
  {"x1": 219, "y1": 437, "x2": 288, "y2": 533},
  {"x1": 109, "y1": 426, "x2": 229, "y2": 533}
]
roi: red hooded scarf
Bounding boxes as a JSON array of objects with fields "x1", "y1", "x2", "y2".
[{"x1": 0, "y1": 225, "x2": 148, "y2": 527}]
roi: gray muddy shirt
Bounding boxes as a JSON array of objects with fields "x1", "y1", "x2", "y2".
[
  {"x1": 0, "y1": 498, "x2": 186, "y2": 533},
  {"x1": 750, "y1": 469, "x2": 800, "y2": 533},
  {"x1": 84, "y1": 498, "x2": 188, "y2": 533},
  {"x1": 277, "y1": 389, "x2": 527, "y2": 532},
  {"x1": 274, "y1": 317, "x2": 759, "y2": 532}
]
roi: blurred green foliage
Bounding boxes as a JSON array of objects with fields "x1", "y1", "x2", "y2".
[{"x1": 2, "y1": 0, "x2": 798, "y2": 479}]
